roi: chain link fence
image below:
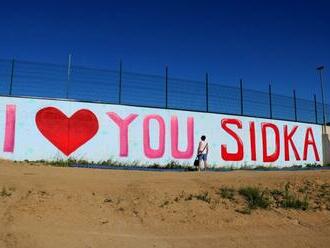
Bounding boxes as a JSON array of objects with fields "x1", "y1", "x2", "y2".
[{"x1": 0, "y1": 58, "x2": 328, "y2": 124}]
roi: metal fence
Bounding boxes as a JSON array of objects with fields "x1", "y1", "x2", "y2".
[{"x1": 0, "y1": 58, "x2": 328, "y2": 124}]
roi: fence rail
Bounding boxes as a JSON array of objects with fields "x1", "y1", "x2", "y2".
[{"x1": 0, "y1": 58, "x2": 329, "y2": 125}]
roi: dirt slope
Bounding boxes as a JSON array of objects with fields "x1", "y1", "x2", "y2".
[{"x1": 0, "y1": 161, "x2": 330, "y2": 248}]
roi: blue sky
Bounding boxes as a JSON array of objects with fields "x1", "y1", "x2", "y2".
[{"x1": 0, "y1": 0, "x2": 329, "y2": 102}]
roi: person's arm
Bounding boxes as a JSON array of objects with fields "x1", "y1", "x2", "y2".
[{"x1": 206, "y1": 143, "x2": 209, "y2": 154}]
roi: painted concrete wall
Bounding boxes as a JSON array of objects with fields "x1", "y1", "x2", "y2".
[
  {"x1": 0, "y1": 96, "x2": 323, "y2": 167},
  {"x1": 324, "y1": 126, "x2": 330, "y2": 164}
]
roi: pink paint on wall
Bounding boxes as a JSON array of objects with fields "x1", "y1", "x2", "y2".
[
  {"x1": 171, "y1": 116, "x2": 194, "y2": 158},
  {"x1": 3, "y1": 104, "x2": 16, "y2": 152},
  {"x1": 143, "y1": 114, "x2": 165, "y2": 158},
  {"x1": 107, "y1": 112, "x2": 138, "y2": 157}
]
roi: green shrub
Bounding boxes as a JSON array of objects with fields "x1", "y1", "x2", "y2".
[
  {"x1": 270, "y1": 189, "x2": 284, "y2": 196},
  {"x1": 183, "y1": 192, "x2": 211, "y2": 203},
  {"x1": 235, "y1": 207, "x2": 251, "y2": 215},
  {"x1": 218, "y1": 187, "x2": 235, "y2": 200},
  {"x1": 253, "y1": 166, "x2": 277, "y2": 171},
  {"x1": 281, "y1": 184, "x2": 309, "y2": 210},
  {"x1": 0, "y1": 187, "x2": 12, "y2": 197},
  {"x1": 305, "y1": 163, "x2": 321, "y2": 168},
  {"x1": 165, "y1": 160, "x2": 181, "y2": 169},
  {"x1": 184, "y1": 194, "x2": 193, "y2": 201},
  {"x1": 104, "y1": 197, "x2": 113, "y2": 203},
  {"x1": 239, "y1": 187, "x2": 270, "y2": 209},
  {"x1": 160, "y1": 200, "x2": 170, "y2": 207},
  {"x1": 194, "y1": 192, "x2": 211, "y2": 203},
  {"x1": 281, "y1": 195, "x2": 308, "y2": 210}
]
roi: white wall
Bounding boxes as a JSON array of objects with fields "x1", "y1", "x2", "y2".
[{"x1": 0, "y1": 96, "x2": 324, "y2": 167}]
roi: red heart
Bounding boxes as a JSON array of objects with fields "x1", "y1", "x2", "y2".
[{"x1": 35, "y1": 107, "x2": 99, "y2": 156}]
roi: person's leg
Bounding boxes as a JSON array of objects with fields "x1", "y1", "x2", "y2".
[
  {"x1": 204, "y1": 159, "x2": 208, "y2": 171},
  {"x1": 198, "y1": 155, "x2": 202, "y2": 171},
  {"x1": 203, "y1": 154, "x2": 208, "y2": 171}
]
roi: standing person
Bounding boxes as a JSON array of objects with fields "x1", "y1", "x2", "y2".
[{"x1": 197, "y1": 135, "x2": 208, "y2": 171}]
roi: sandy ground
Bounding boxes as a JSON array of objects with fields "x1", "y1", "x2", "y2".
[{"x1": 0, "y1": 161, "x2": 330, "y2": 248}]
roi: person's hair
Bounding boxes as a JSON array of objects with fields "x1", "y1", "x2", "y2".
[{"x1": 201, "y1": 135, "x2": 206, "y2": 141}]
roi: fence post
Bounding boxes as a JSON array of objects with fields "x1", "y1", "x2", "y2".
[
  {"x1": 314, "y1": 94, "x2": 318, "y2": 124},
  {"x1": 66, "y1": 54, "x2": 72, "y2": 99},
  {"x1": 165, "y1": 65, "x2": 168, "y2": 108},
  {"x1": 9, "y1": 59, "x2": 15, "y2": 96},
  {"x1": 240, "y1": 79, "x2": 243, "y2": 115},
  {"x1": 119, "y1": 60, "x2": 122, "y2": 104},
  {"x1": 206, "y1": 73, "x2": 209, "y2": 112},
  {"x1": 293, "y1": 90, "x2": 297, "y2": 121},
  {"x1": 269, "y1": 82, "x2": 272, "y2": 119}
]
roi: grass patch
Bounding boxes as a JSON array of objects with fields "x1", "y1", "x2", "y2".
[
  {"x1": 270, "y1": 189, "x2": 284, "y2": 196},
  {"x1": 104, "y1": 196, "x2": 113, "y2": 203},
  {"x1": 281, "y1": 183, "x2": 309, "y2": 210},
  {"x1": 1, "y1": 187, "x2": 12, "y2": 197},
  {"x1": 160, "y1": 200, "x2": 170, "y2": 207},
  {"x1": 235, "y1": 207, "x2": 251, "y2": 215},
  {"x1": 239, "y1": 186, "x2": 270, "y2": 209},
  {"x1": 174, "y1": 191, "x2": 185, "y2": 202},
  {"x1": 182, "y1": 192, "x2": 211, "y2": 203},
  {"x1": 305, "y1": 163, "x2": 321, "y2": 168},
  {"x1": 218, "y1": 186, "x2": 235, "y2": 200},
  {"x1": 16, "y1": 159, "x2": 330, "y2": 171},
  {"x1": 184, "y1": 194, "x2": 193, "y2": 201},
  {"x1": 281, "y1": 194, "x2": 309, "y2": 210},
  {"x1": 298, "y1": 185, "x2": 309, "y2": 194},
  {"x1": 253, "y1": 166, "x2": 278, "y2": 171},
  {"x1": 21, "y1": 158, "x2": 194, "y2": 170},
  {"x1": 194, "y1": 192, "x2": 211, "y2": 203}
]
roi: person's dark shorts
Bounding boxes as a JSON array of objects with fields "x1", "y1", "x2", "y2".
[{"x1": 198, "y1": 154, "x2": 207, "y2": 161}]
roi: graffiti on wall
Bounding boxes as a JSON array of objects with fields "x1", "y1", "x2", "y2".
[
  {"x1": 35, "y1": 107, "x2": 99, "y2": 156},
  {"x1": 0, "y1": 96, "x2": 323, "y2": 166}
]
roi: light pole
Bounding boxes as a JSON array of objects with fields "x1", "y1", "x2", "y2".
[
  {"x1": 316, "y1": 65, "x2": 327, "y2": 133},
  {"x1": 66, "y1": 54, "x2": 72, "y2": 99}
]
